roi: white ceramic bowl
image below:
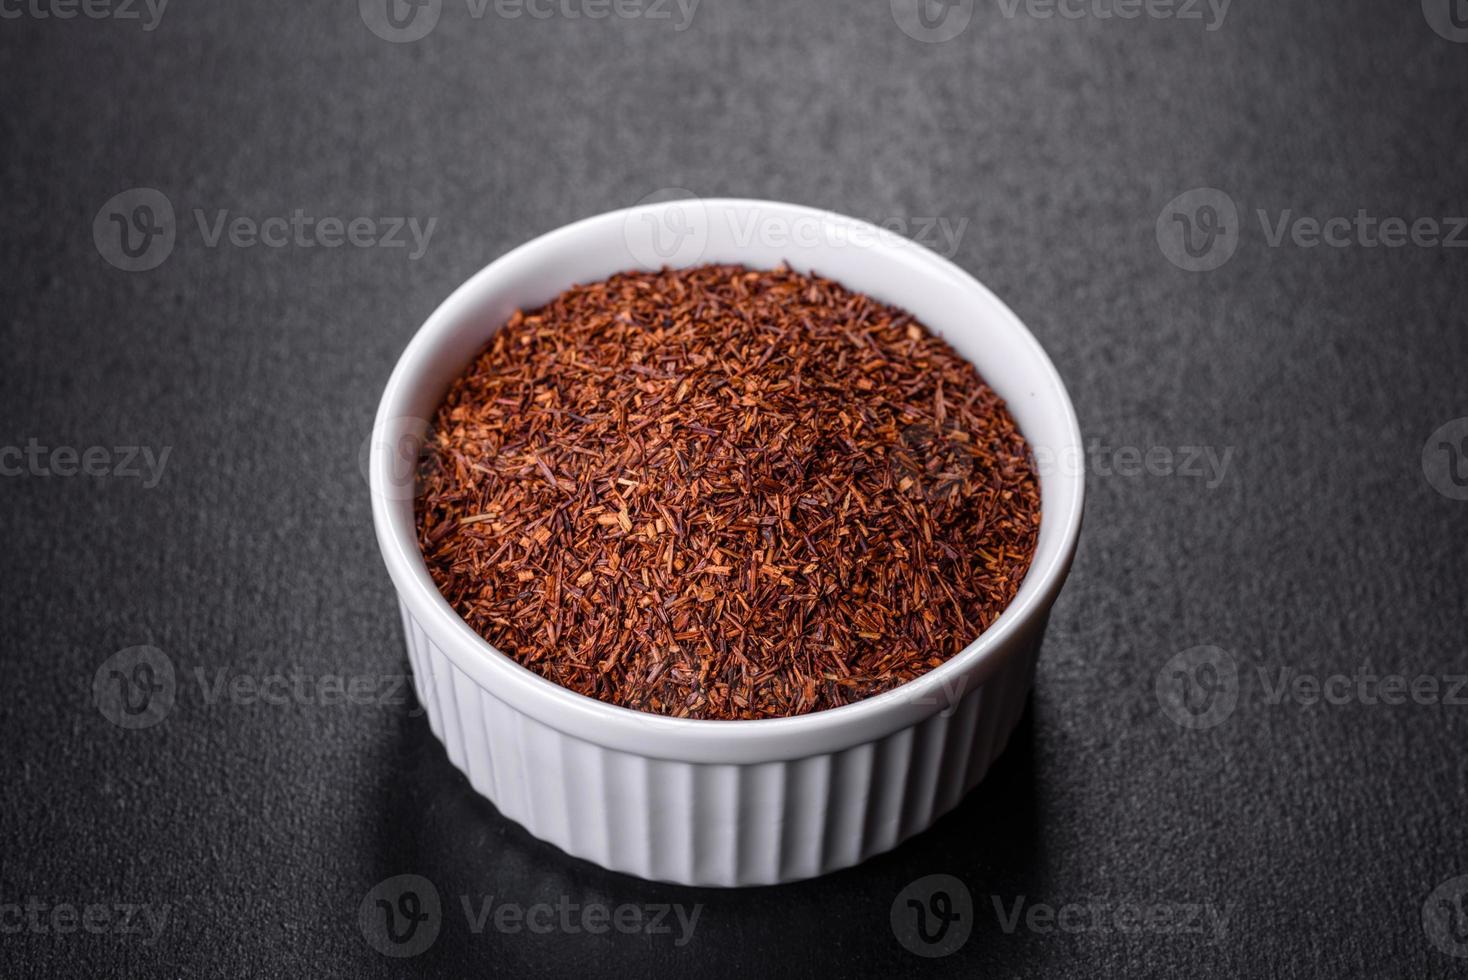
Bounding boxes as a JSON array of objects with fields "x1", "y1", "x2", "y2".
[{"x1": 370, "y1": 199, "x2": 1084, "y2": 887}]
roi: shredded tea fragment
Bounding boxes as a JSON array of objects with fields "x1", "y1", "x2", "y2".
[{"x1": 415, "y1": 264, "x2": 1040, "y2": 720}]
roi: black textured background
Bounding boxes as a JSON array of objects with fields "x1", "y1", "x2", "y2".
[{"x1": 4, "y1": 1, "x2": 1468, "y2": 976}]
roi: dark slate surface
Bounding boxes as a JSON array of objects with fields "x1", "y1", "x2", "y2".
[{"x1": 3, "y1": 1, "x2": 1467, "y2": 976}]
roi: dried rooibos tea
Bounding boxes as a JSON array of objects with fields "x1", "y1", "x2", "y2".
[{"x1": 416, "y1": 264, "x2": 1040, "y2": 720}]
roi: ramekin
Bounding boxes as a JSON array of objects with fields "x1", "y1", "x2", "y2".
[{"x1": 369, "y1": 199, "x2": 1084, "y2": 887}]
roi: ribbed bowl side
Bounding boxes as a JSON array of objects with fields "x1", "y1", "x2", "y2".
[{"x1": 399, "y1": 601, "x2": 1037, "y2": 887}]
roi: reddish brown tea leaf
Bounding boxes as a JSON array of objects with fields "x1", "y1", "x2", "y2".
[{"x1": 415, "y1": 264, "x2": 1041, "y2": 720}]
